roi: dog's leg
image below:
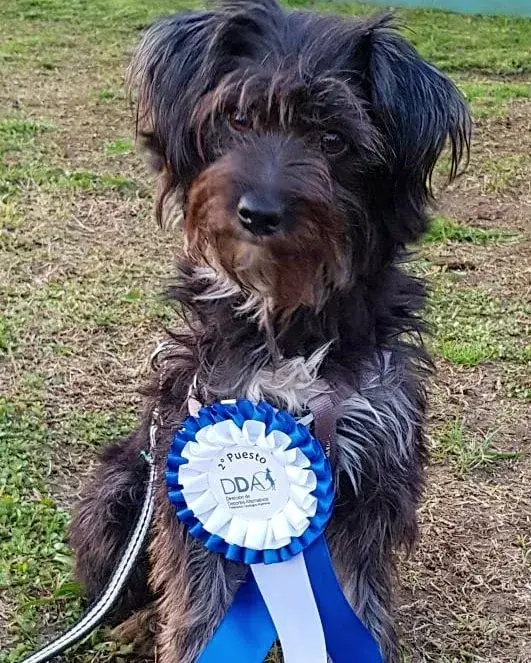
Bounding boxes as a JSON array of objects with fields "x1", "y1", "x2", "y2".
[
  {"x1": 328, "y1": 506, "x2": 403, "y2": 662},
  {"x1": 69, "y1": 426, "x2": 151, "y2": 622},
  {"x1": 328, "y1": 358, "x2": 426, "y2": 662},
  {"x1": 151, "y1": 496, "x2": 247, "y2": 663}
]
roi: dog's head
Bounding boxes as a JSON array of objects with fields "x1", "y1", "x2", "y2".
[{"x1": 129, "y1": 0, "x2": 470, "y2": 323}]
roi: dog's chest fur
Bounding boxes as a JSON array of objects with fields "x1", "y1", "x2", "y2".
[{"x1": 240, "y1": 343, "x2": 331, "y2": 413}]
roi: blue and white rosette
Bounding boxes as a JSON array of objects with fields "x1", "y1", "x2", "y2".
[{"x1": 166, "y1": 400, "x2": 383, "y2": 663}]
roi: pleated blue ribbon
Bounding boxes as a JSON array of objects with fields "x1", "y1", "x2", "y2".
[{"x1": 166, "y1": 400, "x2": 383, "y2": 663}]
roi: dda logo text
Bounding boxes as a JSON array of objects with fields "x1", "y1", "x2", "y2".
[{"x1": 220, "y1": 469, "x2": 276, "y2": 494}]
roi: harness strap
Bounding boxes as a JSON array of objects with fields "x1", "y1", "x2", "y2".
[
  {"x1": 189, "y1": 382, "x2": 342, "y2": 465},
  {"x1": 307, "y1": 388, "x2": 338, "y2": 466}
]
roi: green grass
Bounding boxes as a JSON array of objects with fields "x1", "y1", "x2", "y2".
[
  {"x1": 5, "y1": 280, "x2": 172, "y2": 338},
  {"x1": 96, "y1": 88, "x2": 123, "y2": 102},
  {"x1": 473, "y1": 154, "x2": 530, "y2": 194},
  {"x1": 402, "y1": 10, "x2": 531, "y2": 74},
  {"x1": 1, "y1": 0, "x2": 197, "y2": 26},
  {"x1": 62, "y1": 410, "x2": 138, "y2": 448},
  {"x1": 0, "y1": 119, "x2": 55, "y2": 140},
  {"x1": 0, "y1": 399, "x2": 79, "y2": 659},
  {"x1": 432, "y1": 418, "x2": 520, "y2": 476},
  {"x1": 428, "y1": 279, "x2": 530, "y2": 367},
  {"x1": 284, "y1": 1, "x2": 531, "y2": 74},
  {"x1": 0, "y1": 0, "x2": 530, "y2": 74},
  {"x1": 424, "y1": 217, "x2": 520, "y2": 245},
  {"x1": 457, "y1": 78, "x2": 531, "y2": 119},
  {"x1": 105, "y1": 138, "x2": 135, "y2": 156},
  {"x1": 0, "y1": 164, "x2": 140, "y2": 198},
  {"x1": 0, "y1": 397, "x2": 138, "y2": 661},
  {"x1": 0, "y1": 315, "x2": 16, "y2": 354},
  {"x1": 436, "y1": 340, "x2": 493, "y2": 366},
  {"x1": 505, "y1": 366, "x2": 531, "y2": 402},
  {"x1": 0, "y1": 119, "x2": 55, "y2": 157},
  {"x1": 0, "y1": 116, "x2": 140, "y2": 199}
]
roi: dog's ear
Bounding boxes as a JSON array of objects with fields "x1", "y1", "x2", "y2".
[
  {"x1": 128, "y1": 6, "x2": 281, "y2": 226},
  {"x1": 127, "y1": 12, "x2": 217, "y2": 224},
  {"x1": 128, "y1": 2, "x2": 283, "y2": 143},
  {"x1": 214, "y1": 0, "x2": 283, "y2": 57},
  {"x1": 353, "y1": 14, "x2": 471, "y2": 239}
]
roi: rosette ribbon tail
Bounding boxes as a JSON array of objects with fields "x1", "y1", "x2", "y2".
[
  {"x1": 198, "y1": 533, "x2": 383, "y2": 663},
  {"x1": 251, "y1": 546, "x2": 328, "y2": 663},
  {"x1": 196, "y1": 572, "x2": 277, "y2": 663},
  {"x1": 304, "y1": 534, "x2": 384, "y2": 663}
]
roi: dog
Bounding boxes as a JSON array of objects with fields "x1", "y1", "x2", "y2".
[{"x1": 69, "y1": 1, "x2": 471, "y2": 661}]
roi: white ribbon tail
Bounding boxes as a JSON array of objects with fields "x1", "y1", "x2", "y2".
[{"x1": 251, "y1": 555, "x2": 327, "y2": 663}]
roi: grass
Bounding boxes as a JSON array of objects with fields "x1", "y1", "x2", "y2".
[
  {"x1": 5, "y1": 276, "x2": 172, "y2": 335},
  {"x1": 0, "y1": 0, "x2": 530, "y2": 662},
  {"x1": 0, "y1": 315, "x2": 16, "y2": 354},
  {"x1": 431, "y1": 418, "x2": 520, "y2": 476},
  {"x1": 0, "y1": 399, "x2": 79, "y2": 659},
  {"x1": 428, "y1": 279, "x2": 529, "y2": 366},
  {"x1": 457, "y1": 78, "x2": 531, "y2": 119},
  {"x1": 0, "y1": 0, "x2": 530, "y2": 74},
  {"x1": 0, "y1": 396, "x2": 138, "y2": 661},
  {"x1": 0, "y1": 165, "x2": 140, "y2": 197},
  {"x1": 403, "y1": 12, "x2": 531, "y2": 74},
  {"x1": 423, "y1": 216, "x2": 520, "y2": 245},
  {"x1": 472, "y1": 154, "x2": 530, "y2": 194},
  {"x1": 283, "y1": 1, "x2": 531, "y2": 74},
  {"x1": 0, "y1": 117, "x2": 140, "y2": 199},
  {"x1": 505, "y1": 367, "x2": 531, "y2": 402},
  {"x1": 96, "y1": 89, "x2": 122, "y2": 102},
  {"x1": 0, "y1": 119, "x2": 55, "y2": 141},
  {"x1": 104, "y1": 138, "x2": 134, "y2": 156},
  {"x1": 0, "y1": 119, "x2": 55, "y2": 164}
]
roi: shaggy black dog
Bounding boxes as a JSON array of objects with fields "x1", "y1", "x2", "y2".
[{"x1": 69, "y1": 1, "x2": 470, "y2": 661}]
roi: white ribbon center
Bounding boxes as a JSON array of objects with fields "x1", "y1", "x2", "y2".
[{"x1": 179, "y1": 419, "x2": 317, "y2": 550}]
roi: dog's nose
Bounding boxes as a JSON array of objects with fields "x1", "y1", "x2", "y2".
[{"x1": 237, "y1": 193, "x2": 283, "y2": 236}]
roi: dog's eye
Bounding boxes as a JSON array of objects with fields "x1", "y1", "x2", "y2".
[
  {"x1": 320, "y1": 132, "x2": 346, "y2": 156},
  {"x1": 229, "y1": 111, "x2": 252, "y2": 132}
]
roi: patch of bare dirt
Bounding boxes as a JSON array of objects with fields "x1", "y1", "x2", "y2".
[
  {"x1": 437, "y1": 100, "x2": 531, "y2": 232},
  {"x1": 473, "y1": 100, "x2": 531, "y2": 158},
  {"x1": 437, "y1": 192, "x2": 530, "y2": 233},
  {"x1": 430, "y1": 360, "x2": 530, "y2": 448},
  {"x1": 427, "y1": 242, "x2": 531, "y2": 298},
  {"x1": 399, "y1": 460, "x2": 531, "y2": 663}
]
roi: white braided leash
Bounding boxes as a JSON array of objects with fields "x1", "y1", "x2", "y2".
[{"x1": 20, "y1": 411, "x2": 159, "y2": 663}]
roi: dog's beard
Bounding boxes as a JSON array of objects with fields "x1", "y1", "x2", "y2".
[{"x1": 183, "y1": 159, "x2": 351, "y2": 327}]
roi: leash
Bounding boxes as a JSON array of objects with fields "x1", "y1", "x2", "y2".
[
  {"x1": 17, "y1": 387, "x2": 339, "y2": 663},
  {"x1": 18, "y1": 412, "x2": 159, "y2": 663}
]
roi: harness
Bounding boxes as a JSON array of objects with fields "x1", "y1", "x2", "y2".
[{"x1": 18, "y1": 379, "x2": 342, "y2": 663}]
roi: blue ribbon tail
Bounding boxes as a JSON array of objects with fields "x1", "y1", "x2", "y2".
[
  {"x1": 197, "y1": 573, "x2": 277, "y2": 663},
  {"x1": 305, "y1": 534, "x2": 384, "y2": 663}
]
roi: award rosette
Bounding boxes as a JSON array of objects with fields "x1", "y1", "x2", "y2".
[{"x1": 166, "y1": 400, "x2": 383, "y2": 663}]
